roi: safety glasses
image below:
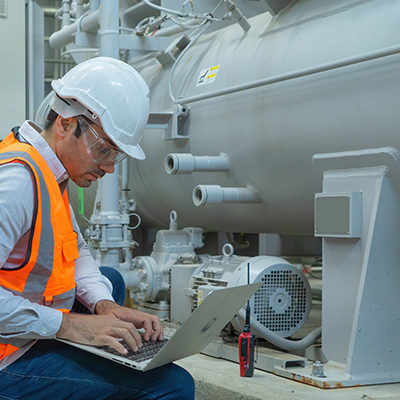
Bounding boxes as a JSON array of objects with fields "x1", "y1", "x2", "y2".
[{"x1": 77, "y1": 116, "x2": 127, "y2": 165}]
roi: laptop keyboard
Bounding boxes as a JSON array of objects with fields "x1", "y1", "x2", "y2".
[{"x1": 97, "y1": 338, "x2": 169, "y2": 363}]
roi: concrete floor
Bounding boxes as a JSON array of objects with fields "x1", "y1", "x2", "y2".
[
  {"x1": 175, "y1": 295, "x2": 400, "y2": 400},
  {"x1": 176, "y1": 354, "x2": 400, "y2": 400}
]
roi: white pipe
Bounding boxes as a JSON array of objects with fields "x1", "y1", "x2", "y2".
[
  {"x1": 122, "y1": 2, "x2": 148, "y2": 19},
  {"x1": 118, "y1": 248, "x2": 132, "y2": 271},
  {"x1": 193, "y1": 185, "x2": 259, "y2": 206},
  {"x1": 237, "y1": 309, "x2": 322, "y2": 351},
  {"x1": 98, "y1": 0, "x2": 120, "y2": 58},
  {"x1": 97, "y1": 0, "x2": 120, "y2": 214},
  {"x1": 119, "y1": 269, "x2": 140, "y2": 289},
  {"x1": 142, "y1": 0, "x2": 189, "y2": 17},
  {"x1": 27, "y1": 0, "x2": 35, "y2": 120},
  {"x1": 49, "y1": 9, "x2": 100, "y2": 49},
  {"x1": 99, "y1": 168, "x2": 120, "y2": 213},
  {"x1": 165, "y1": 153, "x2": 231, "y2": 175},
  {"x1": 97, "y1": 0, "x2": 121, "y2": 268},
  {"x1": 101, "y1": 248, "x2": 119, "y2": 268},
  {"x1": 98, "y1": 0, "x2": 120, "y2": 213},
  {"x1": 90, "y1": 0, "x2": 100, "y2": 13},
  {"x1": 62, "y1": 0, "x2": 71, "y2": 27},
  {"x1": 152, "y1": 23, "x2": 187, "y2": 38},
  {"x1": 121, "y1": 157, "x2": 130, "y2": 202}
]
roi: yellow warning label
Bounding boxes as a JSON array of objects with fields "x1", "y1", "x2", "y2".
[{"x1": 196, "y1": 65, "x2": 220, "y2": 87}]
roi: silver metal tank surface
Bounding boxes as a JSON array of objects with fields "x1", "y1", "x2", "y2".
[{"x1": 79, "y1": 0, "x2": 400, "y2": 235}]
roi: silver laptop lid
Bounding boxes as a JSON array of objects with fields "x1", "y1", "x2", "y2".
[{"x1": 144, "y1": 282, "x2": 261, "y2": 370}]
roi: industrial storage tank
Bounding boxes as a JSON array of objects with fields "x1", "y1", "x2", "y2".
[{"x1": 116, "y1": 0, "x2": 400, "y2": 235}]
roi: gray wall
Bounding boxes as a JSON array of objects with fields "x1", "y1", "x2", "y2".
[{"x1": 0, "y1": 0, "x2": 26, "y2": 138}]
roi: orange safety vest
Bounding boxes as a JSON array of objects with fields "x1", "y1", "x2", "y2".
[{"x1": 0, "y1": 129, "x2": 79, "y2": 361}]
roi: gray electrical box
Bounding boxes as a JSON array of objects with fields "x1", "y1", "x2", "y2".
[{"x1": 314, "y1": 192, "x2": 362, "y2": 238}]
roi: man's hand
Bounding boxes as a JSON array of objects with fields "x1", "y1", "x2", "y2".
[
  {"x1": 56, "y1": 301, "x2": 163, "y2": 356},
  {"x1": 95, "y1": 300, "x2": 164, "y2": 343}
]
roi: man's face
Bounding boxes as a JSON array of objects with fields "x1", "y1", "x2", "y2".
[{"x1": 56, "y1": 117, "x2": 117, "y2": 187}]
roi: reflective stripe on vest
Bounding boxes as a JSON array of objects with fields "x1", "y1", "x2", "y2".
[{"x1": 0, "y1": 132, "x2": 79, "y2": 360}]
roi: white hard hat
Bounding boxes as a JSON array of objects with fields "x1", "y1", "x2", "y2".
[{"x1": 49, "y1": 57, "x2": 149, "y2": 160}]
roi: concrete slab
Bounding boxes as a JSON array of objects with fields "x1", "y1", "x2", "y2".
[{"x1": 176, "y1": 354, "x2": 400, "y2": 400}]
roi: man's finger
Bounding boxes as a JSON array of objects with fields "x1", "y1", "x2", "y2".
[
  {"x1": 114, "y1": 324, "x2": 143, "y2": 350},
  {"x1": 142, "y1": 319, "x2": 153, "y2": 341},
  {"x1": 151, "y1": 318, "x2": 163, "y2": 341},
  {"x1": 102, "y1": 336, "x2": 128, "y2": 355}
]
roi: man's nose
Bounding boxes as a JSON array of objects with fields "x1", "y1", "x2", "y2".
[{"x1": 99, "y1": 162, "x2": 115, "y2": 174}]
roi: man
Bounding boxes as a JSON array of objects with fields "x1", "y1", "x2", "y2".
[{"x1": 0, "y1": 57, "x2": 194, "y2": 399}]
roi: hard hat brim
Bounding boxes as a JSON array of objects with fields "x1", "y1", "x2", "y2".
[{"x1": 119, "y1": 142, "x2": 146, "y2": 160}]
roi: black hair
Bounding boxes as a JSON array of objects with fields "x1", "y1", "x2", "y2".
[
  {"x1": 44, "y1": 109, "x2": 82, "y2": 137},
  {"x1": 44, "y1": 109, "x2": 58, "y2": 130}
]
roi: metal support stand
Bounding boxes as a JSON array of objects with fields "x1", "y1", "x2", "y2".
[{"x1": 274, "y1": 147, "x2": 400, "y2": 388}]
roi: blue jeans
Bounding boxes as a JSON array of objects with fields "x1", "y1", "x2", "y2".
[{"x1": 0, "y1": 267, "x2": 195, "y2": 400}]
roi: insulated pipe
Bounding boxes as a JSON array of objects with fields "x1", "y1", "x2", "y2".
[
  {"x1": 177, "y1": 43, "x2": 400, "y2": 105},
  {"x1": 165, "y1": 153, "x2": 231, "y2": 175},
  {"x1": 193, "y1": 185, "x2": 259, "y2": 206},
  {"x1": 49, "y1": 9, "x2": 100, "y2": 49},
  {"x1": 99, "y1": 0, "x2": 120, "y2": 58},
  {"x1": 97, "y1": 0, "x2": 121, "y2": 268},
  {"x1": 237, "y1": 309, "x2": 322, "y2": 351},
  {"x1": 98, "y1": 0, "x2": 119, "y2": 210}
]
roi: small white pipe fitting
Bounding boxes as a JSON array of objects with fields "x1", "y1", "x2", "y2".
[
  {"x1": 165, "y1": 153, "x2": 231, "y2": 175},
  {"x1": 224, "y1": 0, "x2": 251, "y2": 32},
  {"x1": 193, "y1": 185, "x2": 259, "y2": 206},
  {"x1": 62, "y1": 0, "x2": 71, "y2": 27}
]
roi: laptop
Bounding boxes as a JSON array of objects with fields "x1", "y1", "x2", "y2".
[{"x1": 58, "y1": 283, "x2": 261, "y2": 371}]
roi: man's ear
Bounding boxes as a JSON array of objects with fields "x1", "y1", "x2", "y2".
[{"x1": 54, "y1": 116, "x2": 76, "y2": 139}]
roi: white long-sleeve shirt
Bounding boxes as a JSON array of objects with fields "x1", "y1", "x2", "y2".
[{"x1": 0, "y1": 121, "x2": 114, "y2": 368}]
